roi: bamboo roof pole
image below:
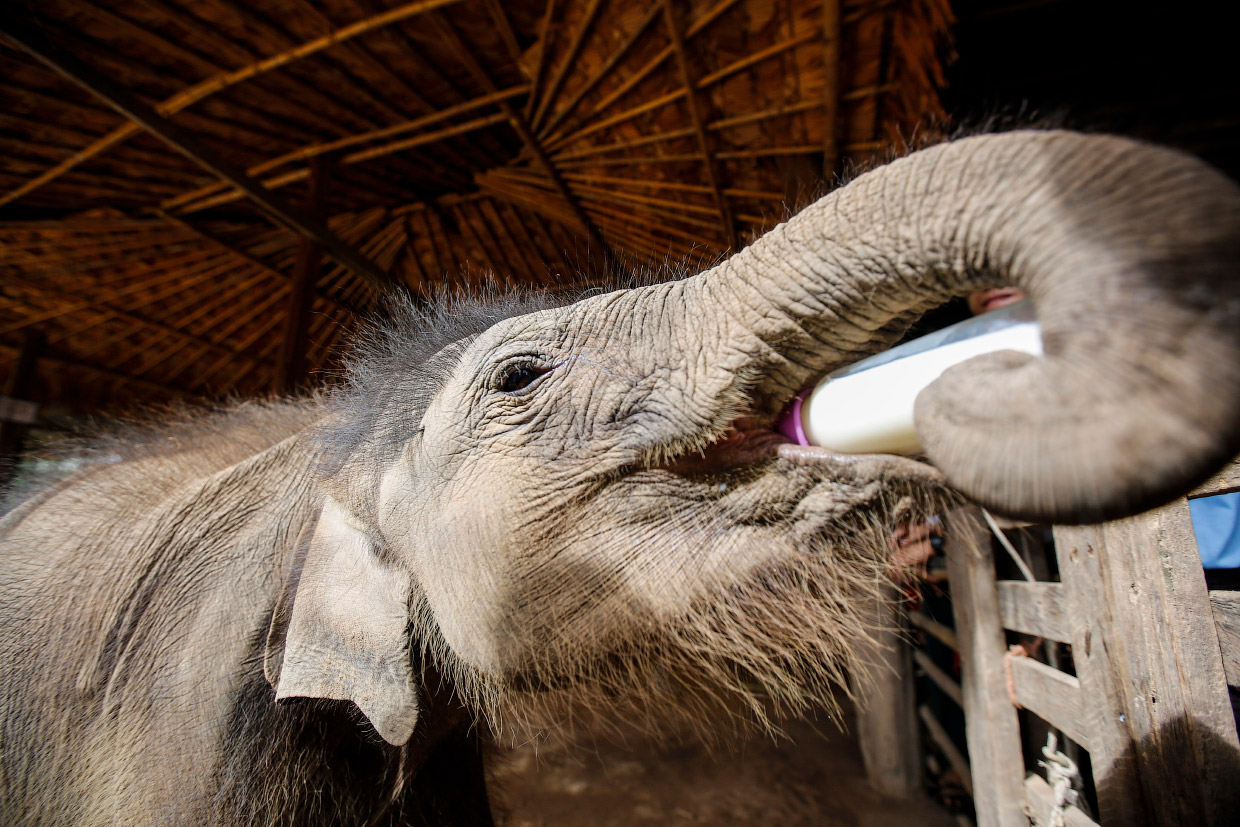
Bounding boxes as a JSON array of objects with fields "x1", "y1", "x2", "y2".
[
  {"x1": 421, "y1": 9, "x2": 616, "y2": 267},
  {"x1": 475, "y1": 180, "x2": 583, "y2": 236},
  {"x1": 571, "y1": 182, "x2": 722, "y2": 219},
  {"x1": 529, "y1": 0, "x2": 605, "y2": 132},
  {"x1": 497, "y1": 203, "x2": 557, "y2": 287},
  {"x1": 40, "y1": 257, "x2": 265, "y2": 357},
  {"x1": 0, "y1": 238, "x2": 205, "y2": 273},
  {"x1": 453, "y1": 203, "x2": 503, "y2": 285},
  {"x1": 481, "y1": 0, "x2": 523, "y2": 66},
  {"x1": 283, "y1": 0, "x2": 440, "y2": 126},
  {"x1": 0, "y1": 278, "x2": 273, "y2": 369},
  {"x1": 0, "y1": 18, "x2": 400, "y2": 293},
  {"x1": 187, "y1": 295, "x2": 293, "y2": 392},
  {"x1": 340, "y1": 0, "x2": 511, "y2": 172},
  {"x1": 541, "y1": 0, "x2": 744, "y2": 148},
  {"x1": 546, "y1": 91, "x2": 688, "y2": 153},
  {"x1": 579, "y1": 198, "x2": 724, "y2": 249},
  {"x1": 0, "y1": 342, "x2": 197, "y2": 400},
  {"x1": 0, "y1": 0, "x2": 465, "y2": 210},
  {"x1": 481, "y1": 200, "x2": 546, "y2": 286},
  {"x1": 525, "y1": 211, "x2": 576, "y2": 281},
  {"x1": 0, "y1": 249, "x2": 236, "y2": 336},
  {"x1": 168, "y1": 112, "x2": 510, "y2": 215},
  {"x1": 398, "y1": 216, "x2": 432, "y2": 293},
  {"x1": 536, "y1": 3, "x2": 663, "y2": 141},
  {"x1": 314, "y1": 208, "x2": 398, "y2": 294},
  {"x1": 68, "y1": 0, "x2": 340, "y2": 157},
  {"x1": 547, "y1": 26, "x2": 819, "y2": 154},
  {"x1": 706, "y1": 99, "x2": 820, "y2": 131},
  {"x1": 551, "y1": 128, "x2": 698, "y2": 162},
  {"x1": 658, "y1": 1, "x2": 734, "y2": 248},
  {"x1": 124, "y1": 267, "x2": 292, "y2": 378},
  {"x1": 470, "y1": 201, "x2": 524, "y2": 284},
  {"x1": 554, "y1": 154, "x2": 704, "y2": 169},
  {"x1": 160, "y1": 87, "x2": 527, "y2": 212},
  {"x1": 155, "y1": 212, "x2": 366, "y2": 317},
  {"x1": 524, "y1": 0, "x2": 560, "y2": 122},
  {"x1": 423, "y1": 207, "x2": 460, "y2": 282},
  {"x1": 561, "y1": 172, "x2": 785, "y2": 203},
  {"x1": 0, "y1": 133, "x2": 206, "y2": 184},
  {"x1": 200, "y1": 0, "x2": 455, "y2": 188}
]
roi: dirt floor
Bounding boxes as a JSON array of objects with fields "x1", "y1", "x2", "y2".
[{"x1": 487, "y1": 703, "x2": 956, "y2": 827}]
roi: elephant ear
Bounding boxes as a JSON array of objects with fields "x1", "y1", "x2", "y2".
[{"x1": 263, "y1": 496, "x2": 419, "y2": 745}]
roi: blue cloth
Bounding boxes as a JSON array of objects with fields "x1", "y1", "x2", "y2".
[{"x1": 1190, "y1": 492, "x2": 1240, "y2": 569}]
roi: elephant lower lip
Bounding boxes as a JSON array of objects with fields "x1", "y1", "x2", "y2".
[{"x1": 777, "y1": 443, "x2": 946, "y2": 485}]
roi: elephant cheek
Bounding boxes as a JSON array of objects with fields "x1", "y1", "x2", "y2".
[{"x1": 378, "y1": 461, "x2": 516, "y2": 678}]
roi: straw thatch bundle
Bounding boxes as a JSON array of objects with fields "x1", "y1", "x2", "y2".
[{"x1": 0, "y1": 0, "x2": 952, "y2": 412}]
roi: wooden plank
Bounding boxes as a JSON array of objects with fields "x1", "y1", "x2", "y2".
[
  {"x1": 1008, "y1": 656, "x2": 1091, "y2": 750},
  {"x1": 1023, "y1": 774, "x2": 1098, "y2": 827},
  {"x1": 913, "y1": 649, "x2": 963, "y2": 708},
  {"x1": 918, "y1": 704, "x2": 973, "y2": 797},
  {"x1": 943, "y1": 507, "x2": 1028, "y2": 827},
  {"x1": 852, "y1": 590, "x2": 921, "y2": 798},
  {"x1": 996, "y1": 581, "x2": 1070, "y2": 642},
  {"x1": 906, "y1": 609, "x2": 958, "y2": 651},
  {"x1": 1191, "y1": 457, "x2": 1240, "y2": 499},
  {"x1": 1054, "y1": 498, "x2": 1240, "y2": 827},
  {"x1": 1209, "y1": 591, "x2": 1240, "y2": 687},
  {"x1": 0, "y1": 17, "x2": 399, "y2": 294}
]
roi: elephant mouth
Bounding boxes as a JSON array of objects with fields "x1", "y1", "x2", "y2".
[
  {"x1": 654, "y1": 419, "x2": 790, "y2": 475},
  {"x1": 654, "y1": 416, "x2": 945, "y2": 491}
]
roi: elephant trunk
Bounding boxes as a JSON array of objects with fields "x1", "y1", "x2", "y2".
[{"x1": 677, "y1": 130, "x2": 1240, "y2": 523}]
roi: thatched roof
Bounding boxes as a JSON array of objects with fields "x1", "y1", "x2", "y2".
[{"x1": 0, "y1": 0, "x2": 952, "y2": 415}]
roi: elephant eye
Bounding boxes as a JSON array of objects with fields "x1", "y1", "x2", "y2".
[{"x1": 498, "y1": 364, "x2": 547, "y2": 393}]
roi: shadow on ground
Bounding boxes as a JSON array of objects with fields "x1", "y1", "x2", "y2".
[{"x1": 487, "y1": 702, "x2": 954, "y2": 827}]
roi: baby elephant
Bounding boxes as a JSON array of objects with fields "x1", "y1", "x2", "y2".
[{"x1": 2, "y1": 131, "x2": 1239, "y2": 826}]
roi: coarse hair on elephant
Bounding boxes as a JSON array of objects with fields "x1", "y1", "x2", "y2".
[{"x1": 2, "y1": 130, "x2": 1239, "y2": 826}]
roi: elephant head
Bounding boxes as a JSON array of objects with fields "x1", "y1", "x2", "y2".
[{"x1": 266, "y1": 131, "x2": 1240, "y2": 746}]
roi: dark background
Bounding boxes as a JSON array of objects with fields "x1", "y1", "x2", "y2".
[{"x1": 944, "y1": 0, "x2": 1237, "y2": 180}]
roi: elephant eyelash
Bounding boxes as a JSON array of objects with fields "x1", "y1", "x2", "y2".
[{"x1": 496, "y1": 362, "x2": 553, "y2": 394}]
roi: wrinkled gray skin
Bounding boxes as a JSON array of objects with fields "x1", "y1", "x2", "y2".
[{"x1": 3, "y1": 131, "x2": 1240, "y2": 826}]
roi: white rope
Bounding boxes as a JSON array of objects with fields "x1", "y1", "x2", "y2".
[
  {"x1": 1038, "y1": 732, "x2": 1080, "y2": 827},
  {"x1": 981, "y1": 507, "x2": 1036, "y2": 582}
]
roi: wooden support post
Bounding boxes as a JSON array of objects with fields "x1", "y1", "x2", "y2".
[
  {"x1": 943, "y1": 507, "x2": 1028, "y2": 827},
  {"x1": 1053, "y1": 500, "x2": 1240, "y2": 826},
  {"x1": 821, "y1": 0, "x2": 843, "y2": 179},
  {"x1": 852, "y1": 587, "x2": 922, "y2": 798},
  {"x1": 275, "y1": 159, "x2": 330, "y2": 394},
  {"x1": 0, "y1": 330, "x2": 43, "y2": 494}
]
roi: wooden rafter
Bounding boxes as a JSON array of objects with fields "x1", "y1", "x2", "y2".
[{"x1": 661, "y1": 0, "x2": 736, "y2": 250}]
